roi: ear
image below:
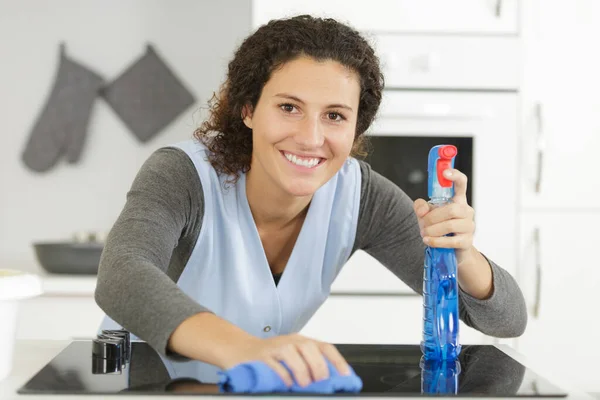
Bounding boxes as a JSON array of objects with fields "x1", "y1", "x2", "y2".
[{"x1": 241, "y1": 104, "x2": 253, "y2": 129}]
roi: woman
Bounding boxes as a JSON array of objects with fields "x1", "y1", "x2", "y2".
[{"x1": 95, "y1": 15, "x2": 527, "y2": 388}]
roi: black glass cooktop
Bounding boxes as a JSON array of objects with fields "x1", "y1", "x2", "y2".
[{"x1": 19, "y1": 341, "x2": 567, "y2": 397}]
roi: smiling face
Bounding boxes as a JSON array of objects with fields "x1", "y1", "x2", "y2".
[{"x1": 243, "y1": 56, "x2": 361, "y2": 199}]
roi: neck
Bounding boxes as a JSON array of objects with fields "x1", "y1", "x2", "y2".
[{"x1": 245, "y1": 168, "x2": 311, "y2": 229}]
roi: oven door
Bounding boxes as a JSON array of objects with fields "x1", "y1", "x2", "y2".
[{"x1": 331, "y1": 90, "x2": 519, "y2": 296}]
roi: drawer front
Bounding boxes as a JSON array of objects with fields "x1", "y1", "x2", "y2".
[
  {"x1": 253, "y1": 0, "x2": 519, "y2": 35},
  {"x1": 375, "y1": 35, "x2": 520, "y2": 90}
]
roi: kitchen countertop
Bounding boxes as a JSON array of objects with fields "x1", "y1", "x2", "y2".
[
  {"x1": 40, "y1": 274, "x2": 97, "y2": 296},
  {"x1": 0, "y1": 340, "x2": 594, "y2": 399}
]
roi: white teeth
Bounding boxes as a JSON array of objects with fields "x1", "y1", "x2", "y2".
[{"x1": 284, "y1": 152, "x2": 321, "y2": 168}]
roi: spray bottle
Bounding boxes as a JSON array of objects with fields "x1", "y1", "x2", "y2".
[{"x1": 421, "y1": 144, "x2": 461, "y2": 361}]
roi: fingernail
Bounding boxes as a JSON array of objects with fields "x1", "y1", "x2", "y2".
[
  {"x1": 444, "y1": 169, "x2": 453, "y2": 177},
  {"x1": 420, "y1": 229, "x2": 425, "y2": 237},
  {"x1": 423, "y1": 237, "x2": 429, "y2": 244},
  {"x1": 419, "y1": 206, "x2": 428, "y2": 214}
]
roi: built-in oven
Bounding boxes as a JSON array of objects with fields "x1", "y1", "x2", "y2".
[{"x1": 332, "y1": 89, "x2": 519, "y2": 296}]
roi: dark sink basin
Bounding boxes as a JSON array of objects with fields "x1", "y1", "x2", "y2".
[{"x1": 33, "y1": 242, "x2": 104, "y2": 275}]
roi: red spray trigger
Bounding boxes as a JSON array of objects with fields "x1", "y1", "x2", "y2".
[{"x1": 437, "y1": 145, "x2": 457, "y2": 188}]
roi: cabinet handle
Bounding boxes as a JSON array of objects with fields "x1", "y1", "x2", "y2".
[
  {"x1": 495, "y1": 0, "x2": 503, "y2": 17},
  {"x1": 534, "y1": 103, "x2": 545, "y2": 193},
  {"x1": 533, "y1": 227, "x2": 542, "y2": 318}
]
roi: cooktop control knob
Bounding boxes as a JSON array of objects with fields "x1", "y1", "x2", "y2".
[
  {"x1": 101, "y1": 330, "x2": 131, "y2": 360},
  {"x1": 96, "y1": 335, "x2": 126, "y2": 359},
  {"x1": 91, "y1": 329, "x2": 132, "y2": 374},
  {"x1": 93, "y1": 336, "x2": 125, "y2": 359},
  {"x1": 91, "y1": 337, "x2": 124, "y2": 375}
]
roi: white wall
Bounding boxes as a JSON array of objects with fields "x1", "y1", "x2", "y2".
[{"x1": 0, "y1": 0, "x2": 252, "y2": 273}]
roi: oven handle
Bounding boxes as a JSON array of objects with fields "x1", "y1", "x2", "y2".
[
  {"x1": 379, "y1": 104, "x2": 494, "y2": 121},
  {"x1": 534, "y1": 103, "x2": 546, "y2": 193}
]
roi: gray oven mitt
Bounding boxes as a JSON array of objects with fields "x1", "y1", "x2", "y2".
[
  {"x1": 21, "y1": 44, "x2": 105, "y2": 172},
  {"x1": 100, "y1": 44, "x2": 196, "y2": 143}
]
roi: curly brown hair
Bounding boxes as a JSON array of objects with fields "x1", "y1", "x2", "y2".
[{"x1": 194, "y1": 14, "x2": 385, "y2": 181}]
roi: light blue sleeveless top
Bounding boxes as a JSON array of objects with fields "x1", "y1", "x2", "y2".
[{"x1": 99, "y1": 138, "x2": 361, "y2": 380}]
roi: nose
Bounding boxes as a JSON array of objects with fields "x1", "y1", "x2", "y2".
[{"x1": 294, "y1": 115, "x2": 324, "y2": 148}]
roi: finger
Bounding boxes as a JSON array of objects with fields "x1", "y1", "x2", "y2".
[
  {"x1": 413, "y1": 198, "x2": 430, "y2": 218},
  {"x1": 319, "y1": 343, "x2": 351, "y2": 376},
  {"x1": 277, "y1": 345, "x2": 312, "y2": 387},
  {"x1": 297, "y1": 342, "x2": 329, "y2": 382},
  {"x1": 422, "y1": 203, "x2": 473, "y2": 226},
  {"x1": 423, "y1": 233, "x2": 473, "y2": 250},
  {"x1": 443, "y1": 169, "x2": 469, "y2": 205},
  {"x1": 422, "y1": 218, "x2": 475, "y2": 238},
  {"x1": 264, "y1": 357, "x2": 294, "y2": 387}
]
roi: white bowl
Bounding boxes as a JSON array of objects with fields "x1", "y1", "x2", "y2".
[{"x1": 0, "y1": 270, "x2": 43, "y2": 381}]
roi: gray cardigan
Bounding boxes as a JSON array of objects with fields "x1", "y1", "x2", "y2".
[{"x1": 95, "y1": 147, "x2": 527, "y2": 354}]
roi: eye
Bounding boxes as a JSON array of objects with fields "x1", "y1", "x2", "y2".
[
  {"x1": 327, "y1": 112, "x2": 346, "y2": 122},
  {"x1": 279, "y1": 103, "x2": 298, "y2": 113}
]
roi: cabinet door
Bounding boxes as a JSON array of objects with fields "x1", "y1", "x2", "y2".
[
  {"x1": 252, "y1": 0, "x2": 518, "y2": 34},
  {"x1": 517, "y1": 211, "x2": 600, "y2": 393},
  {"x1": 520, "y1": 0, "x2": 600, "y2": 208},
  {"x1": 301, "y1": 296, "x2": 495, "y2": 346}
]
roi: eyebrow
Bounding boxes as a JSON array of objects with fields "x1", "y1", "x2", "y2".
[{"x1": 274, "y1": 93, "x2": 354, "y2": 112}]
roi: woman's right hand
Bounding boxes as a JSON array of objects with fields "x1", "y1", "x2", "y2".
[{"x1": 223, "y1": 334, "x2": 352, "y2": 388}]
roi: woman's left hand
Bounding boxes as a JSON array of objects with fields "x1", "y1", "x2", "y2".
[
  {"x1": 413, "y1": 168, "x2": 477, "y2": 265},
  {"x1": 414, "y1": 167, "x2": 495, "y2": 299}
]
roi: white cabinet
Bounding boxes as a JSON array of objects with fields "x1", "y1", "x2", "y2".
[
  {"x1": 301, "y1": 296, "x2": 502, "y2": 346},
  {"x1": 520, "y1": 0, "x2": 600, "y2": 209},
  {"x1": 252, "y1": 0, "x2": 519, "y2": 34},
  {"x1": 516, "y1": 212, "x2": 600, "y2": 393},
  {"x1": 516, "y1": 1, "x2": 600, "y2": 393}
]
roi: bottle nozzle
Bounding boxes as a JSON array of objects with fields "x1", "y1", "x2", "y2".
[
  {"x1": 428, "y1": 145, "x2": 458, "y2": 200},
  {"x1": 437, "y1": 145, "x2": 457, "y2": 188}
]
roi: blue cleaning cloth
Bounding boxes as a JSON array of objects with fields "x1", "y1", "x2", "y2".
[{"x1": 217, "y1": 359, "x2": 363, "y2": 394}]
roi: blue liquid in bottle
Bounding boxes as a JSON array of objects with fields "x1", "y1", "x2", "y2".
[
  {"x1": 421, "y1": 246, "x2": 461, "y2": 361},
  {"x1": 421, "y1": 144, "x2": 462, "y2": 362}
]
